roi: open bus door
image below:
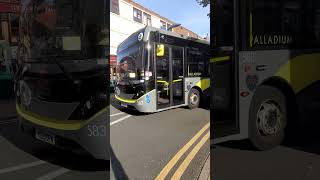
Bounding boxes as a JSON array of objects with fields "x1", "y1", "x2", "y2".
[
  {"x1": 211, "y1": 0, "x2": 240, "y2": 140},
  {"x1": 155, "y1": 43, "x2": 185, "y2": 110}
]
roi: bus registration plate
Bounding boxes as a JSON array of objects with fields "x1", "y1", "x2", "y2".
[
  {"x1": 121, "y1": 103, "x2": 128, "y2": 108},
  {"x1": 35, "y1": 130, "x2": 56, "y2": 145}
]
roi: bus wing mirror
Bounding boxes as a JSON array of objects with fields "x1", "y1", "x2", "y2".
[{"x1": 156, "y1": 44, "x2": 165, "y2": 57}]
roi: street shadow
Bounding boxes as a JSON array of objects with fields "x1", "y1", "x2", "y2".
[
  {"x1": 214, "y1": 139, "x2": 257, "y2": 151},
  {"x1": 282, "y1": 123, "x2": 320, "y2": 156},
  {"x1": 0, "y1": 123, "x2": 109, "y2": 172},
  {"x1": 0, "y1": 80, "x2": 14, "y2": 100},
  {"x1": 0, "y1": 97, "x2": 17, "y2": 121},
  {"x1": 110, "y1": 146, "x2": 129, "y2": 180},
  {"x1": 199, "y1": 94, "x2": 210, "y2": 111},
  {"x1": 214, "y1": 123, "x2": 320, "y2": 156}
]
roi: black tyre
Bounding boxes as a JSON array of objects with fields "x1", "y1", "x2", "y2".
[
  {"x1": 188, "y1": 88, "x2": 200, "y2": 109},
  {"x1": 249, "y1": 85, "x2": 287, "y2": 150}
]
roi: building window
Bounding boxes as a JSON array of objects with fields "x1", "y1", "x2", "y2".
[
  {"x1": 111, "y1": 0, "x2": 120, "y2": 15},
  {"x1": 167, "y1": 23, "x2": 172, "y2": 31},
  {"x1": 160, "y1": 20, "x2": 166, "y2": 30},
  {"x1": 143, "y1": 12, "x2": 151, "y2": 26},
  {"x1": 133, "y1": 7, "x2": 142, "y2": 23}
]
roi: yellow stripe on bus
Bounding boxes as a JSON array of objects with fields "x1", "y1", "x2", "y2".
[
  {"x1": 115, "y1": 89, "x2": 156, "y2": 104},
  {"x1": 16, "y1": 104, "x2": 107, "y2": 130},
  {"x1": 115, "y1": 95, "x2": 137, "y2": 103},
  {"x1": 196, "y1": 78, "x2": 210, "y2": 91},
  {"x1": 210, "y1": 56, "x2": 230, "y2": 63}
]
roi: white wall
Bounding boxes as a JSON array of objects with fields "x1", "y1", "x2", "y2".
[{"x1": 110, "y1": 0, "x2": 165, "y2": 55}]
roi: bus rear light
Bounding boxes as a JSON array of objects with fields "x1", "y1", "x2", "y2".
[{"x1": 240, "y1": 91, "x2": 250, "y2": 97}]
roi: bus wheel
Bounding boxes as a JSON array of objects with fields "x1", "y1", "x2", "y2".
[
  {"x1": 188, "y1": 88, "x2": 200, "y2": 109},
  {"x1": 249, "y1": 85, "x2": 287, "y2": 150}
]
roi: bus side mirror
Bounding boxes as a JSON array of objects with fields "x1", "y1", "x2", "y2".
[{"x1": 156, "y1": 44, "x2": 164, "y2": 57}]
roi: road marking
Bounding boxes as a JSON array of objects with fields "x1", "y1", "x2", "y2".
[
  {"x1": 171, "y1": 131, "x2": 210, "y2": 180},
  {"x1": 0, "y1": 161, "x2": 46, "y2": 174},
  {"x1": 35, "y1": 168, "x2": 70, "y2": 180},
  {"x1": 155, "y1": 123, "x2": 210, "y2": 180},
  {"x1": 110, "y1": 112, "x2": 125, "y2": 117},
  {"x1": 110, "y1": 115, "x2": 132, "y2": 126}
]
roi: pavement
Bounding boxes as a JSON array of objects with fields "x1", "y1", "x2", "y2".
[
  {"x1": 198, "y1": 154, "x2": 210, "y2": 180},
  {"x1": 212, "y1": 132, "x2": 320, "y2": 180},
  {"x1": 110, "y1": 94, "x2": 210, "y2": 179}
]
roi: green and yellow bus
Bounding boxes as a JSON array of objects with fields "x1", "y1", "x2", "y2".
[
  {"x1": 115, "y1": 26, "x2": 210, "y2": 113},
  {"x1": 212, "y1": 0, "x2": 320, "y2": 150},
  {"x1": 15, "y1": 0, "x2": 109, "y2": 160}
]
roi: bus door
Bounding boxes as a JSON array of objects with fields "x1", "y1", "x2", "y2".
[
  {"x1": 212, "y1": 0, "x2": 239, "y2": 138},
  {"x1": 155, "y1": 44, "x2": 184, "y2": 110}
]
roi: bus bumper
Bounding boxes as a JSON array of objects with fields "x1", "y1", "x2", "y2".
[
  {"x1": 17, "y1": 106, "x2": 109, "y2": 160},
  {"x1": 115, "y1": 90, "x2": 157, "y2": 113}
]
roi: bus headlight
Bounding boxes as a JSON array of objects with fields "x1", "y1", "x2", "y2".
[{"x1": 129, "y1": 73, "x2": 136, "y2": 78}]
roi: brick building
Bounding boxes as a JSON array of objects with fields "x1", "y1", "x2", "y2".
[{"x1": 0, "y1": 0, "x2": 20, "y2": 60}]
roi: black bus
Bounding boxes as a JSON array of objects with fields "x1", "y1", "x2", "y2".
[
  {"x1": 15, "y1": 0, "x2": 109, "y2": 160},
  {"x1": 115, "y1": 26, "x2": 210, "y2": 113}
]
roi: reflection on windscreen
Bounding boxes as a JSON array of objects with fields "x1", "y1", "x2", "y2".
[
  {"x1": 117, "y1": 43, "x2": 143, "y2": 82},
  {"x1": 19, "y1": 0, "x2": 106, "y2": 62}
]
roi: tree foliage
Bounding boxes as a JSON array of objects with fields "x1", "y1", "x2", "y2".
[{"x1": 196, "y1": 0, "x2": 210, "y2": 8}]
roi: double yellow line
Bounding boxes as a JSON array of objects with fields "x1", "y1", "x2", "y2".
[{"x1": 155, "y1": 122, "x2": 210, "y2": 180}]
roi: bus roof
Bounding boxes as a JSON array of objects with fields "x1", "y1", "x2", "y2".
[
  {"x1": 118, "y1": 26, "x2": 209, "y2": 52},
  {"x1": 143, "y1": 26, "x2": 210, "y2": 45}
]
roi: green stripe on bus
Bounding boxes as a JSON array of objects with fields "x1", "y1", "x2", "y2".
[{"x1": 250, "y1": 12, "x2": 253, "y2": 48}]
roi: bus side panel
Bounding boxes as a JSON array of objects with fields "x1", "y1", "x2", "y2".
[
  {"x1": 238, "y1": 50, "x2": 291, "y2": 139},
  {"x1": 184, "y1": 77, "x2": 201, "y2": 103}
]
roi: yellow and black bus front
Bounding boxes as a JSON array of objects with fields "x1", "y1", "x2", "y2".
[
  {"x1": 15, "y1": 0, "x2": 109, "y2": 160},
  {"x1": 115, "y1": 27, "x2": 210, "y2": 112}
]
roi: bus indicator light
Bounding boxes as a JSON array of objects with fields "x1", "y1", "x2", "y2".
[
  {"x1": 240, "y1": 91, "x2": 250, "y2": 97},
  {"x1": 244, "y1": 64, "x2": 252, "y2": 72}
]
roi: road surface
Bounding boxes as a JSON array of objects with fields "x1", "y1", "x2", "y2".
[
  {"x1": 212, "y1": 130, "x2": 320, "y2": 180},
  {"x1": 110, "y1": 94, "x2": 210, "y2": 180}
]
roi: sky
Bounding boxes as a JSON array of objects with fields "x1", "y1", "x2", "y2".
[{"x1": 133, "y1": 0, "x2": 210, "y2": 38}]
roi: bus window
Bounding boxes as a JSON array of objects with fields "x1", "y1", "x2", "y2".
[
  {"x1": 186, "y1": 47, "x2": 209, "y2": 77},
  {"x1": 156, "y1": 45, "x2": 170, "y2": 106},
  {"x1": 172, "y1": 47, "x2": 184, "y2": 106},
  {"x1": 214, "y1": 0, "x2": 234, "y2": 47}
]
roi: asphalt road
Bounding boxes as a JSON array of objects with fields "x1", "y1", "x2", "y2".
[
  {"x1": 110, "y1": 94, "x2": 210, "y2": 180},
  {"x1": 0, "y1": 99, "x2": 108, "y2": 180},
  {"x1": 212, "y1": 130, "x2": 320, "y2": 180}
]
